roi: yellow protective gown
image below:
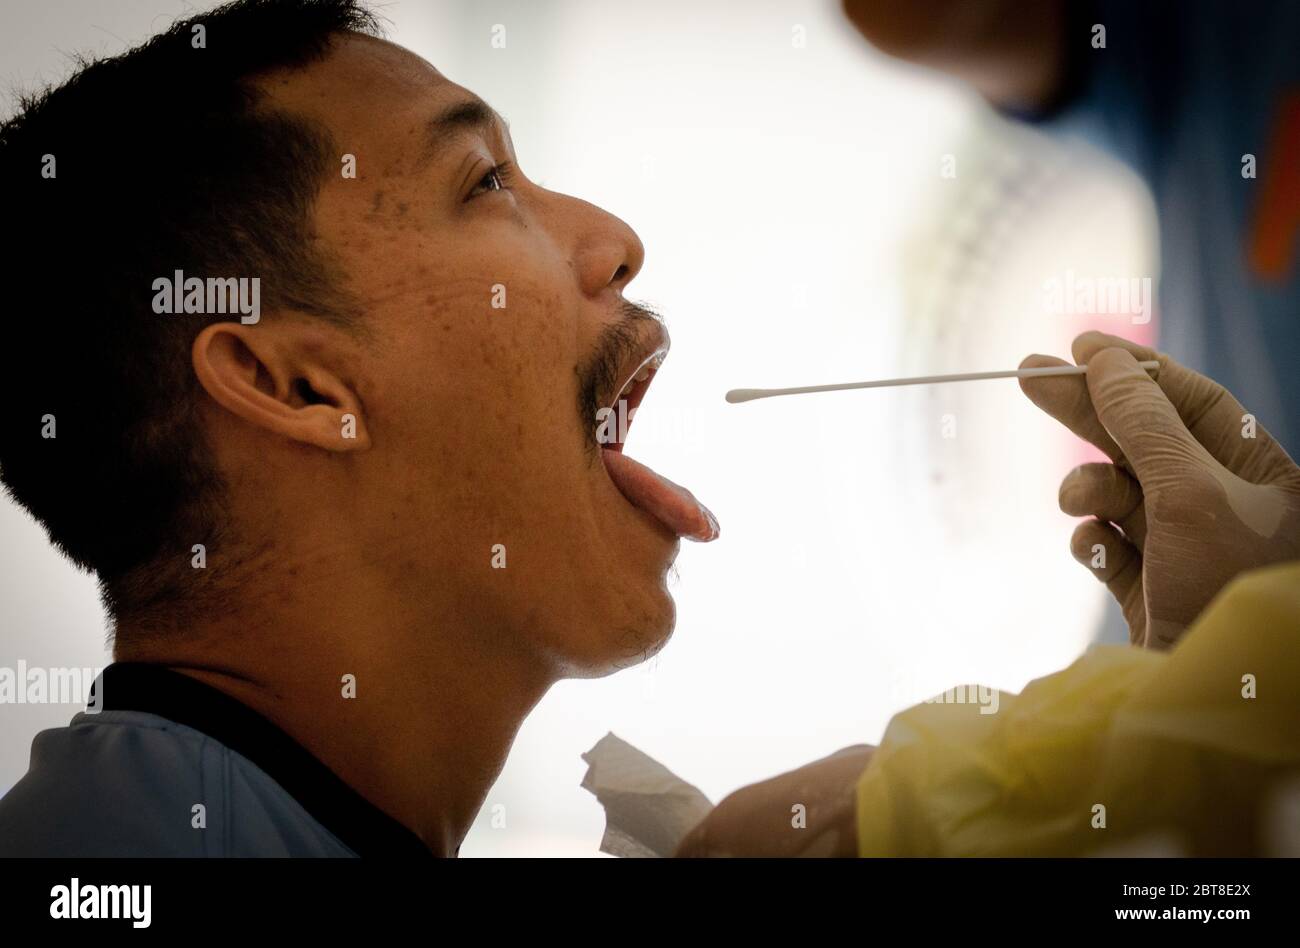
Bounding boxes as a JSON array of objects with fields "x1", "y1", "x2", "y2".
[{"x1": 856, "y1": 561, "x2": 1300, "y2": 856}]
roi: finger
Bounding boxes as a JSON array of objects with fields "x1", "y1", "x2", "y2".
[
  {"x1": 1072, "y1": 331, "x2": 1293, "y2": 479},
  {"x1": 1069, "y1": 519, "x2": 1145, "y2": 644},
  {"x1": 674, "y1": 822, "x2": 709, "y2": 858},
  {"x1": 1083, "y1": 347, "x2": 1220, "y2": 486},
  {"x1": 828, "y1": 743, "x2": 874, "y2": 759},
  {"x1": 1059, "y1": 462, "x2": 1147, "y2": 548},
  {"x1": 674, "y1": 812, "x2": 726, "y2": 857},
  {"x1": 1018, "y1": 353, "x2": 1124, "y2": 463}
]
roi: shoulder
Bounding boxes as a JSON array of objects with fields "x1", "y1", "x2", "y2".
[{"x1": 0, "y1": 710, "x2": 353, "y2": 857}]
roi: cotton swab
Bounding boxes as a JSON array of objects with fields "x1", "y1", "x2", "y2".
[{"x1": 725, "y1": 360, "x2": 1160, "y2": 404}]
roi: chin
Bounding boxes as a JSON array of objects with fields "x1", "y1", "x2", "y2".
[{"x1": 562, "y1": 581, "x2": 678, "y2": 678}]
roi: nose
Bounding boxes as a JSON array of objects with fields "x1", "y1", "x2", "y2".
[{"x1": 564, "y1": 196, "x2": 645, "y2": 298}]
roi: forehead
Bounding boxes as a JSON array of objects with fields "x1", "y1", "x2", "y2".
[{"x1": 256, "y1": 33, "x2": 475, "y2": 165}]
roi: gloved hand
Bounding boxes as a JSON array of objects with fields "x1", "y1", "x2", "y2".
[
  {"x1": 1020, "y1": 331, "x2": 1300, "y2": 648},
  {"x1": 674, "y1": 745, "x2": 872, "y2": 857}
]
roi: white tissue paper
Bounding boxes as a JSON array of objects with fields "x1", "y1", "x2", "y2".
[{"x1": 580, "y1": 732, "x2": 715, "y2": 857}]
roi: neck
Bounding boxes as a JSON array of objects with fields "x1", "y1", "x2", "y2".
[{"x1": 116, "y1": 553, "x2": 554, "y2": 857}]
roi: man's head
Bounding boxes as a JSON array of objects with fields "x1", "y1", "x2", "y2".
[{"x1": 0, "y1": 0, "x2": 716, "y2": 677}]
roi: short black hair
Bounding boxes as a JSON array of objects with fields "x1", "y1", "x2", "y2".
[{"x1": 0, "y1": 0, "x2": 381, "y2": 633}]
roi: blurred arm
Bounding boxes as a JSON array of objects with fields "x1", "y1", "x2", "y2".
[{"x1": 841, "y1": 0, "x2": 1069, "y2": 112}]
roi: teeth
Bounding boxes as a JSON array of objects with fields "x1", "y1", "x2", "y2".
[
  {"x1": 609, "y1": 353, "x2": 664, "y2": 410},
  {"x1": 613, "y1": 365, "x2": 654, "y2": 406}
]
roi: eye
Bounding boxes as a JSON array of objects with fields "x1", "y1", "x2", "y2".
[{"x1": 467, "y1": 161, "x2": 512, "y2": 200}]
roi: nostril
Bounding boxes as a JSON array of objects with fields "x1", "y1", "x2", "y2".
[{"x1": 611, "y1": 264, "x2": 629, "y2": 284}]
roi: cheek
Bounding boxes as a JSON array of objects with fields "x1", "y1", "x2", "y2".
[
  {"x1": 340, "y1": 191, "x2": 582, "y2": 415},
  {"x1": 345, "y1": 212, "x2": 607, "y2": 543},
  {"x1": 376, "y1": 275, "x2": 590, "y2": 514}
]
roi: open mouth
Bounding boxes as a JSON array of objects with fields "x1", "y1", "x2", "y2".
[
  {"x1": 598, "y1": 349, "x2": 664, "y2": 456},
  {"x1": 596, "y1": 343, "x2": 719, "y2": 543}
]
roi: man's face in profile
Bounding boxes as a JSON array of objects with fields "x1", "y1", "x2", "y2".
[{"x1": 251, "y1": 34, "x2": 712, "y2": 675}]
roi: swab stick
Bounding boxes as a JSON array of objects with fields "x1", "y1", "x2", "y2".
[{"x1": 725, "y1": 360, "x2": 1160, "y2": 404}]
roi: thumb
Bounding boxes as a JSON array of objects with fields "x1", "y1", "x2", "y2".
[
  {"x1": 1072, "y1": 330, "x2": 1294, "y2": 479},
  {"x1": 1085, "y1": 346, "x2": 1219, "y2": 486}
]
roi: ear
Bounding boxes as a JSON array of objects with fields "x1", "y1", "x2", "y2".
[{"x1": 191, "y1": 320, "x2": 371, "y2": 452}]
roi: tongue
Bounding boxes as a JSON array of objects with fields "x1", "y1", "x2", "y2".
[{"x1": 601, "y1": 448, "x2": 719, "y2": 542}]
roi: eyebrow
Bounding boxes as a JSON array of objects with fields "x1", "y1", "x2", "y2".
[{"x1": 419, "y1": 98, "x2": 504, "y2": 166}]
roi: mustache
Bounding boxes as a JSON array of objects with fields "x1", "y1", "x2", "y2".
[{"x1": 577, "y1": 300, "x2": 666, "y2": 453}]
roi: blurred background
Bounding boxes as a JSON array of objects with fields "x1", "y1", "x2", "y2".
[{"x1": 0, "y1": 0, "x2": 1164, "y2": 855}]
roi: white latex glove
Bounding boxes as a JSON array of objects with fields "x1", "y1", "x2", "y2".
[{"x1": 1020, "y1": 331, "x2": 1300, "y2": 648}]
